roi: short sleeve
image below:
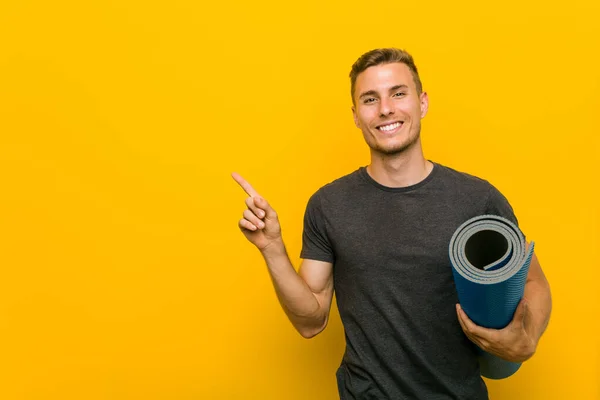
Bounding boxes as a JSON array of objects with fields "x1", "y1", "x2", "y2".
[
  {"x1": 485, "y1": 183, "x2": 526, "y2": 239},
  {"x1": 300, "y1": 190, "x2": 335, "y2": 263}
]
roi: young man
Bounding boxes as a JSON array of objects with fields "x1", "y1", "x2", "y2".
[{"x1": 232, "y1": 48, "x2": 551, "y2": 399}]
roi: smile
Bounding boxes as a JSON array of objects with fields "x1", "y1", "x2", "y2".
[{"x1": 376, "y1": 121, "x2": 403, "y2": 133}]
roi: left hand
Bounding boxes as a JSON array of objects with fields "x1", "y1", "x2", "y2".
[{"x1": 456, "y1": 299, "x2": 537, "y2": 363}]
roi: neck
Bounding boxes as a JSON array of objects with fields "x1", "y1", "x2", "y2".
[{"x1": 367, "y1": 139, "x2": 433, "y2": 188}]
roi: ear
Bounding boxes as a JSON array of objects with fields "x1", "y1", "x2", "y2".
[
  {"x1": 352, "y1": 105, "x2": 360, "y2": 128},
  {"x1": 420, "y1": 92, "x2": 429, "y2": 118}
]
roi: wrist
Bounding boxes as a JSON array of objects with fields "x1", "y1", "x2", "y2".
[{"x1": 260, "y1": 237, "x2": 286, "y2": 259}]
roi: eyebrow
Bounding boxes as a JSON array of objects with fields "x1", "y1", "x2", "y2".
[{"x1": 358, "y1": 84, "x2": 409, "y2": 99}]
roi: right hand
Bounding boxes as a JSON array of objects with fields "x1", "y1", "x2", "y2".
[{"x1": 232, "y1": 172, "x2": 282, "y2": 251}]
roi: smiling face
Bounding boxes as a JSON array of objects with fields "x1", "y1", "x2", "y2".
[{"x1": 352, "y1": 62, "x2": 429, "y2": 156}]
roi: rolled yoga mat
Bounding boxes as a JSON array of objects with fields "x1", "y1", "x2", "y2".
[{"x1": 448, "y1": 214, "x2": 535, "y2": 379}]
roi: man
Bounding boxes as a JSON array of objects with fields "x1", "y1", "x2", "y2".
[{"x1": 232, "y1": 48, "x2": 552, "y2": 399}]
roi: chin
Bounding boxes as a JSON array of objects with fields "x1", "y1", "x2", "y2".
[
  {"x1": 372, "y1": 136, "x2": 420, "y2": 156},
  {"x1": 377, "y1": 145, "x2": 411, "y2": 156}
]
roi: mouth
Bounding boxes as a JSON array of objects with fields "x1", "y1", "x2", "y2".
[{"x1": 376, "y1": 121, "x2": 404, "y2": 134}]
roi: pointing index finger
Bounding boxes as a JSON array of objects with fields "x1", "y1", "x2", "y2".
[{"x1": 231, "y1": 172, "x2": 260, "y2": 197}]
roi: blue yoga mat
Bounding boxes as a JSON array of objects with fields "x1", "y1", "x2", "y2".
[{"x1": 448, "y1": 214, "x2": 535, "y2": 379}]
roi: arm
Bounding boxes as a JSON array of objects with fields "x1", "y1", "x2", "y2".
[
  {"x1": 521, "y1": 250, "x2": 552, "y2": 346},
  {"x1": 232, "y1": 172, "x2": 334, "y2": 338},
  {"x1": 456, "y1": 243, "x2": 552, "y2": 362},
  {"x1": 263, "y1": 244, "x2": 334, "y2": 338}
]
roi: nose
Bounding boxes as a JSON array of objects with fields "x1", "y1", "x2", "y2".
[{"x1": 379, "y1": 98, "x2": 394, "y2": 117}]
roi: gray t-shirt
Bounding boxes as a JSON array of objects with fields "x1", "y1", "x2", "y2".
[{"x1": 300, "y1": 161, "x2": 520, "y2": 400}]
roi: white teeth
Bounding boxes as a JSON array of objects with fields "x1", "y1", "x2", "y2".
[{"x1": 379, "y1": 122, "x2": 401, "y2": 132}]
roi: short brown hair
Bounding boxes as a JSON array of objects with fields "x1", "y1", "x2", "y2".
[{"x1": 349, "y1": 48, "x2": 423, "y2": 104}]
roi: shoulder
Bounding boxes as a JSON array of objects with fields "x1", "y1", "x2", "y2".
[
  {"x1": 433, "y1": 161, "x2": 518, "y2": 221},
  {"x1": 308, "y1": 167, "x2": 365, "y2": 202},
  {"x1": 434, "y1": 162, "x2": 493, "y2": 189},
  {"x1": 430, "y1": 161, "x2": 514, "y2": 218},
  {"x1": 432, "y1": 162, "x2": 497, "y2": 198}
]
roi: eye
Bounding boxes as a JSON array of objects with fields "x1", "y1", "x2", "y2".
[
  {"x1": 393, "y1": 92, "x2": 407, "y2": 98},
  {"x1": 363, "y1": 97, "x2": 377, "y2": 104}
]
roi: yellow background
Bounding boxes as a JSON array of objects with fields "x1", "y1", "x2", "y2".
[{"x1": 0, "y1": 0, "x2": 598, "y2": 399}]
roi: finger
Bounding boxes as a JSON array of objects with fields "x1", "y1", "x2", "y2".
[
  {"x1": 456, "y1": 306, "x2": 488, "y2": 348},
  {"x1": 466, "y1": 333, "x2": 486, "y2": 350},
  {"x1": 456, "y1": 304, "x2": 474, "y2": 335},
  {"x1": 456, "y1": 304, "x2": 493, "y2": 341},
  {"x1": 254, "y1": 196, "x2": 277, "y2": 220},
  {"x1": 456, "y1": 304, "x2": 467, "y2": 333},
  {"x1": 456, "y1": 304, "x2": 471, "y2": 331},
  {"x1": 239, "y1": 218, "x2": 258, "y2": 231},
  {"x1": 232, "y1": 172, "x2": 260, "y2": 197},
  {"x1": 457, "y1": 314, "x2": 484, "y2": 347},
  {"x1": 245, "y1": 197, "x2": 266, "y2": 219},
  {"x1": 243, "y1": 209, "x2": 265, "y2": 229}
]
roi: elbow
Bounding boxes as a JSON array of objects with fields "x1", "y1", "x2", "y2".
[
  {"x1": 296, "y1": 318, "x2": 328, "y2": 339},
  {"x1": 298, "y1": 329, "x2": 321, "y2": 339},
  {"x1": 298, "y1": 326, "x2": 324, "y2": 339}
]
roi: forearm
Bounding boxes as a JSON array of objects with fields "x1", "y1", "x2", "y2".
[
  {"x1": 523, "y1": 277, "x2": 552, "y2": 345},
  {"x1": 260, "y1": 239, "x2": 326, "y2": 337},
  {"x1": 456, "y1": 268, "x2": 552, "y2": 362}
]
